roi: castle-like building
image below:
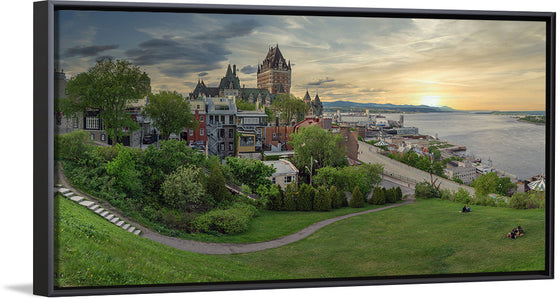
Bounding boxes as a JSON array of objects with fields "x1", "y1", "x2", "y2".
[
  {"x1": 189, "y1": 44, "x2": 321, "y2": 115},
  {"x1": 257, "y1": 44, "x2": 291, "y2": 95}
]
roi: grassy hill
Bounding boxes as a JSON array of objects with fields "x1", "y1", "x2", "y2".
[{"x1": 54, "y1": 196, "x2": 546, "y2": 288}]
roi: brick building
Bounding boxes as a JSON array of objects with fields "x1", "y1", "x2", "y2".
[{"x1": 257, "y1": 45, "x2": 291, "y2": 95}]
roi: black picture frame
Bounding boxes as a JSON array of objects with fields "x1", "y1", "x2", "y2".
[{"x1": 33, "y1": 0, "x2": 555, "y2": 296}]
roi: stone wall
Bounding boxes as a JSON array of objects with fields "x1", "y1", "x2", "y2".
[{"x1": 358, "y1": 141, "x2": 475, "y2": 195}]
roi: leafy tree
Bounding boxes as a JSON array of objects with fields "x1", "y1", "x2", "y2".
[
  {"x1": 472, "y1": 172, "x2": 500, "y2": 197},
  {"x1": 63, "y1": 58, "x2": 150, "y2": 146},
  {"x1": 289, "y1": 125, "x2": 348, "y2": 177},
  {"x1": 265, "y1": 185, "x2": 283, "y2": 211},
  {"x1": 415, "y1": 181, "x2": 440, "y2": 198},
  {"x1": 339, "y1": 189, "x2": 349, "y2": 207},
  {"x1": 349, "y1": 186, "x2": 364, "y2": 208},
  {"x1": 396, "y1": 186, "x2": 403, "y2": 201},
  {"x1": 497, "y1": 177, "x2": 516, "y2": 196},
  {"x1": 161, "y1": 165, "x2": 206, "y2": 211},
  {"x1": 55, "y1": 130, "x2": 94, "y2": 162},
  {"x1": 283, "y1": 182, "x2": 298, "y2": 211},
  {"x1": 454, "y1": 188, "x2": 472, "y2": 204},
  {"x1": 225, "y1": 157, "x2": 275, "y2": 192},
  {"x1": 271, "y1": 94, "x2": 309, "y2": 125},
  {"x1": 313, "y1": 186, "x2": 331, "y2": 211},
  {"x1": 235, "y1": 98, "x2": 256, "y2": 111},
  {"x1": 297, "y1": 183, "x2": 314, "y2": 211},
  {"x1": 143, "y1": 91, "x2": 197, "y2": 140},
  {"x1": 385, "y1": 188, "x2": 397, "y2": 203},
  {"x1": 207, "y1": 159, "x2": 230, "y2": 203},
  {"x1": 329, "y1": 186, "x2": 343, "y2": 209},
  {"x1": 370, "y1": 186, "x2": 386, "y2": 205},
  {"x1": 106, "y1": 144, "x2": 142, "y2": 197}
]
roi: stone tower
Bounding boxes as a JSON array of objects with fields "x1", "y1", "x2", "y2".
[{"x1": 257, "y1": 44, "x2": 291, "y2": 95}]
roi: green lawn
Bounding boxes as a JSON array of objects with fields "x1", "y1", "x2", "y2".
[{"x1": 54, "y1": 196, "x2": 546, "y2": 288}]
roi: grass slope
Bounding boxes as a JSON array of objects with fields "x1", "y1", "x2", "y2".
[{"x1": 55, "y1": 196, "x2": 545, "y2": 288}]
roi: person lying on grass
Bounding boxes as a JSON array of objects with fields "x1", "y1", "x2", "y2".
[{"x1": 506, "y1": 226, "x2": 525, "y2": 240}]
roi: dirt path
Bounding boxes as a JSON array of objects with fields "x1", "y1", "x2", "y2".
[{"x1": 57, "y1": 164, "x2": 415, "y2": 255}]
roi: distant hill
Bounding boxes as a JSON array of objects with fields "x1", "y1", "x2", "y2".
[{"x1": 322, "y1": 100, "x2": 455, "y2": 112}]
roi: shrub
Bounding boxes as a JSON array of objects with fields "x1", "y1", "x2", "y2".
[
  {"x1": 283, "y1": 182, "x2": 298, "y2": 211},
  {"x1": 415, "y1": 182, "x2": 440, "y2": 198},
  {"x1": 207, "y1": 159, "x2": 230, "y2": 204},
  {"x1": 385, "y1": 188, "x2": 397, "y2": 203},
  {"x1": 297, "y1": 183, "x2": 314, "y2": 211},
  {"x1": 349, "y1": 186, "x2": 364, "y2": 208},
  {"x1": 193, "y1": 206, "x2": 255, "y2": 235},
  {"x1": 161, "y1": 165, "x2": 206, "y2": 211},
  {"x1": 453, "y1": 188, "x2": 472, "y2": 204},
  {"x1": 329, "y1": 186, "x2": 342, "y2": 209},
  {"x1": 396, "y1": 187, "x2": 403, "y2": 201},
  {"x1": 264, "y1": 185, "x2": 283, "y2": 211},
  {"x1": 510, "y1": 191, "x2": 545, "y2": 209},
  {"x1": 339, "y1": 189, "x2": 349, "y2": 207},
  {"x1": 370, "y1": 187, "x2": 385, "y2": 205},
  {"x1": 313, "y1": 186, "x2": 331, "y2": 211},
  {"x1": 105, "y1": 144, "x2": 142, "y2": 197},
  {"x1": 55, "y1": 130, "x2": 94, "y2": 162}
]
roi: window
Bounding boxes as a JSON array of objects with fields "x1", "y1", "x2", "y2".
[
  {"x1": 240, "y1": 136, "x2": 255, "y2": 147},
  {"x1": 220, "y1": 115, "x2": 225, "y2": 123},
  {"x1": 284, "y1": 176, "x2": 293, "y2": 184},
  {"x1": 189, "y1": 129, "x2": 193, "y2": 136},
  {"x1": 196, "y1": 104, "x2": 200, "y2": 110},
  {"x1": 209, "y1": 115, "x2": 214, "y2": 123},
  {"x1": 72, "y1": 117, "x2": 79, "y2": 128},
  {"x1": 220, "y1": 143, "x2": 225, "y2": 151},
  {"x1": 244, "y1": 118, "x2": 259, "y2": 125},
  {"x1": 272, "y1": 177, "x2": 276, "y2": 184},
  {"x1": 278, "y1": 133, "x2": 282, "y2": 138},
  {"x1": 100, "y1": 134, "x2": 106, "y2": 141},
  {"x1": 229, "y1": 116, "x2": 234, "y2": 124},
  {"x1": 229, "y1": 129, "x2": 234, "y2": 138},
  {"x1": 272, "y1": 133, "x2": 276, "y2": 138},
  {"x1": 200, "y1": 116, "x2": 204, "y2": 122},
  {"x1": 229, "y1": 142, "x2": 233, "y2": 151},
  {"x1": 200, "y1": 128, "x2": 204, "y2": 136},
  {"x1": 90, "y1": 133, "x2": 95, "y2": 140},
  {"x1": 85, "y1": 116, "x2": 100, "y2": 130},
  {"x1": 219, "y1": 129, "x2": 224, "y2": 138}
]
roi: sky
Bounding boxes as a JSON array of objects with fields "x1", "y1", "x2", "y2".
[{"x1": 55, "y1": 10, "x2": 547, "y2": 111}]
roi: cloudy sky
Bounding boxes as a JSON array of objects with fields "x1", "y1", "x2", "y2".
[{"x1": 55, "y1": 10, "x2": 547, "y2": 111}]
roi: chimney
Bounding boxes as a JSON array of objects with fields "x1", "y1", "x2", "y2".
[{"x1": 233, "y1": 64, "x2": 236, "y2": 76}]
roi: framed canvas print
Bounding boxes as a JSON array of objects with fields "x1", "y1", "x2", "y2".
[{"x1": 34, "y1": 0, "x2": 555, "y2": 296}]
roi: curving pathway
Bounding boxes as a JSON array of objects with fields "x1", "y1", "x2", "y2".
[{"x1": 56, "y1": 164, "x2": 415, "y2": 255}]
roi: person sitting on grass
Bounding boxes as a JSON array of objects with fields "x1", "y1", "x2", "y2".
[
  {"x1": 466, "y1": 205, "x2": 471, "y2": 212},
  {"x1": 515, "y1": 226, "x2": 525, "y2": 238},
  {"x1": 462, "y1": 205, "x2": 467, "y2": 213},
  {"x1": 507, "y1": 229, "x2": 517, "y2": 240}
]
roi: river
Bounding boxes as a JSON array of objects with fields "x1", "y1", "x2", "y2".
[{"x1": 385, "y1": 112, "x2": 546, "y2": 181}]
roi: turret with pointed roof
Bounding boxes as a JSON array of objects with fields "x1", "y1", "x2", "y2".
[{"x1": 257, "y1": 45, "x2": 291, "y2": 95}]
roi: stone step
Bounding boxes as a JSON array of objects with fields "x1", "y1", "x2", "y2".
[
  {"x1": 58, "y1": 188, "x2": 70, "y2": 194},
  {"x1": 127, "y1": 226, "x2": 136, "y2": 233},
  {"x1": 110, "y1": 217, "x2": 120, "y2": 224},
  {"x1": 105, "y1": 214, "x2": 115, "y2": 221},
  {"x1": 94, "y1": 207, "x2": 105, "y2": 214},
  {"x1": 116, "y1": 220, "x2": 124, "y2": 227},
  {"x1": 70, "y1": 196, "x2": 84, "y2": 203},
  {"x1": 133, "y1": 230, "x2": 141, "y2": 235},
  {"x1": 88, "y1": 204, "x2": 99, "y2": 211},
  {"x1": 55, "y1": 184, "x2": 62, "y2": 188},
  {"x1": 121, "y1": 223, "x2": 130, "y2": 230},
  {"x1": 100, "y1": 211, "x2": 109, "y2": 217},
  {"x1": 79, "y1": 201, "x2": 95, "y2": 208},
  {"x1": 62, "y1": 192, "x2": 74, "y2": 197}
]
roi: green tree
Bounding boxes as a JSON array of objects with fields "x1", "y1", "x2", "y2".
[
  {"x1": 161, "y1": 165, "x2": 206, "y2": 211},
  {"x1": 472, "y1": 172, "x2": 500, "y2": 197},
  {"x1": 297, "y1": 183, "x2": 314, "y2": 211},
  {"x1": 206, "y1": 159, "x2": 230, "y2": 203},
  {"x1": 225, "y1": 157, "x2": 275, "y2": 192},
  {"x1": 497, "y1": 177, "x2": 516, "y2": 196},
  {"x1": 271, "y1": 94, "x2": 309, "y2": 125},
  {"x1": 396, "y1": 186, "x2": 403, "y2": 201},
  {"x1": 63, "y1": 58, "x2": 150, "y2": 146},
  {"x1": 349, "y1": 186, "x2": 364, "y2": 208},
  {"x1": 329, "y1": 186, "x2": 342, "y2": 209},
  {"x1": 289, "y1": 125, "x2": 348, "y2": 178},
  {"x1": 454, "y1": 188, "x2": 472, "y2": 204},
  {"x1": 235, "y1": 98, "x2": 256, "y2": 111},
  {"x1": 283, "y1": 182, "x2": 298, "y2": 211},
  {"x1": 265, "y1": 185, "x2": 283, "y2": 211},
  {"x1": 105, "y1": 144, "x2": 142, "y2": 196},
  {"x1": 143, "y1": 91, "x2": 197, "y2": 140},
  {"x1": 313, "y1": 186, "x2": 331, "y2": 211},
  {"x1": 370, "y1": 186, "x2": 386, "y2": 205}
]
